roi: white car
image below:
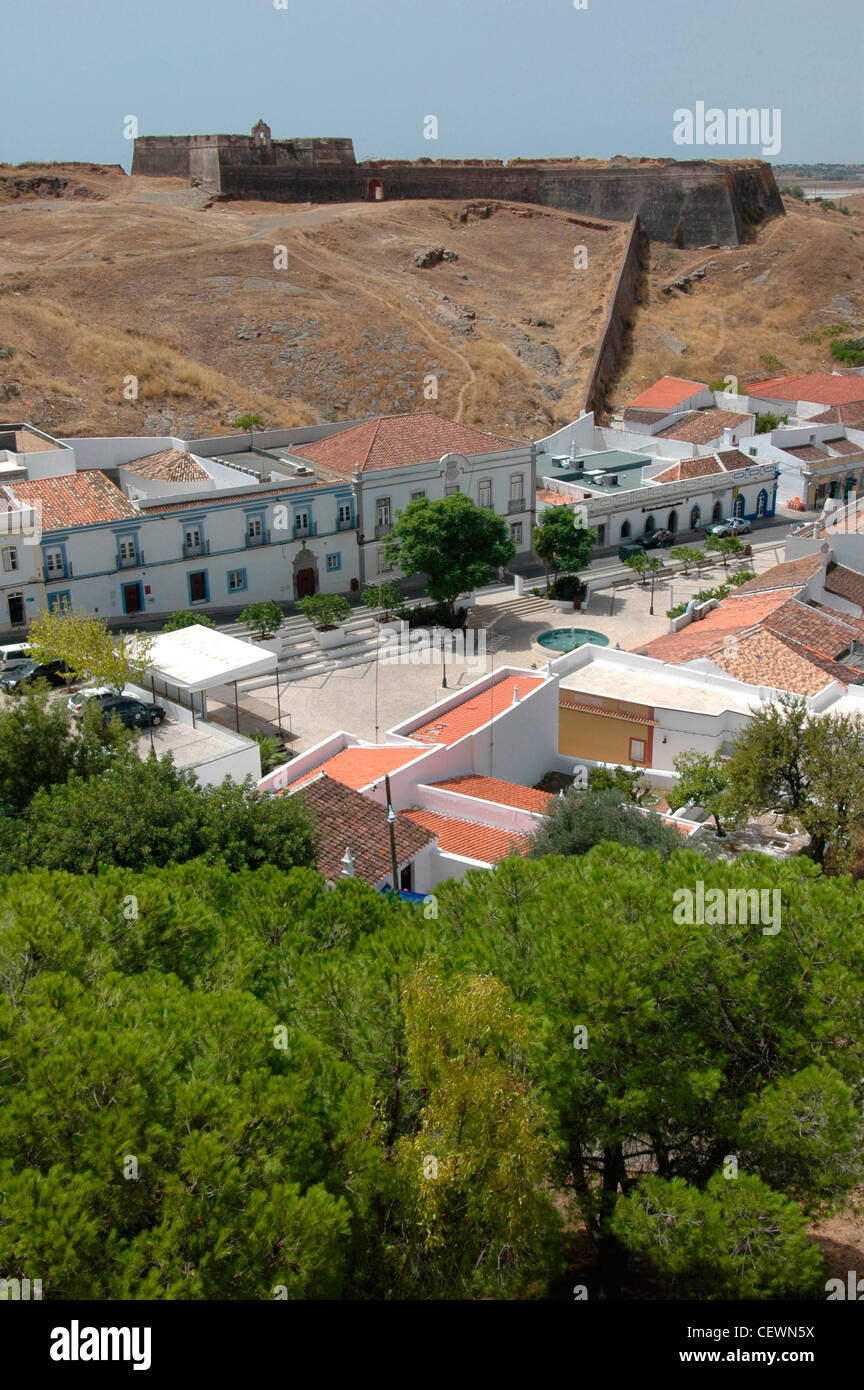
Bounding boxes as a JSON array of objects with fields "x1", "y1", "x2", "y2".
[
  {"x1": 705, "y1": 517, "x2": 751, "y2": 538},
  {"x1": 67, "y1": 686, "x2": 123, "y2": 715},
  {"x1": 0, "y1": 642, "x2": 31, "y2": 674}
]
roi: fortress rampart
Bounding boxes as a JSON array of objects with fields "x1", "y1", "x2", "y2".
[{"x1": 131, "y1": 127, "x2": 784, "y2": 247}]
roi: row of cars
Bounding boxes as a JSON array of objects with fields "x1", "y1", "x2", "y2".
[
  {"x1": 618, "y1": 516, "x2": 752, "y2": 562},
  {"x1": 0, "y1": 644, "x2": 166, "y2": 729}
]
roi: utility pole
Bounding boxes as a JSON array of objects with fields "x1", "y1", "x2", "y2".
[{"x1": 384, "y1": 772, "x2": 399, "y2": 898}]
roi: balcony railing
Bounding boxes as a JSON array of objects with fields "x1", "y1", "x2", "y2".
[
  {"x1": 337, "y1": 516, "x2": 355, "y2": 531},
  {"x1": 43, "y1": 564, "x2": 71, "y2": 582},
  {"x1": 118, "y1": 551, "x2": 142, "y2": 569},
  {"x1": 374, "y1": 522, "x2": 392, "y2": 538},
  {"x1": 293, "y1": 520, "x2": 318, "y2": 540},
  {"x1": 183, "y1": 539, "x2": 210, "y2": 559},
  {"x1": 507, "y1": 497, "x2": 525, "y2": 514},
  {"x1": 245, "y1": 530, "x2": 270, "y2": 548}
]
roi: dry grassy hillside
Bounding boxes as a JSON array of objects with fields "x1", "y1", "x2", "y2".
[
  {"x1": 0, "y1": 163, "x2": 628, "y2": 440},
  {"x1": 615, "y1": 190, "x2": 864, "y2": 404}
]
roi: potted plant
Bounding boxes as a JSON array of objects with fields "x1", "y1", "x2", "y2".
[
  {"x1": 297, "y1": 593, "x2": 352, "y2": 648},
  {"x1": 239, "y1": 600, "x2": 284, "y2": 643},
  {"x1": 548, "y1": 574, "x2": 586, "y2": 612}
]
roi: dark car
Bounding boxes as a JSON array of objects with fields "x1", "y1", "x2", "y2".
[
  {"x1": 641, "y1": 528, "x2": 675, "y2": 549},
  {"x1": 97, "y1": 696, "x2": 166, "y2": 729},
  {"x1": 0, "y1": 658, "x2": 70, "y2": 691}
]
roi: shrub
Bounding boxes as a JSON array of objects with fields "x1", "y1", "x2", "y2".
[
  {"x1": 239, "y1": 601, "x2": 284, "y2": 639},
  {"x1": 163, "y1": 610, "x2": 216, "y2": 631},
  {"x1": 297, "y1": 594, "x2": 352, "y2": 629},
  {"x1": 830, "y1": 338, "x2": 864, "y2": 367},
  {"x1": 548, "y1": 574, "x2": 586, "y2": 601}
]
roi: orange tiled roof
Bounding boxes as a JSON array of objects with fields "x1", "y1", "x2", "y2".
[
  {"x1": 124, "y1": 449, "x2": 210, "y2": 483},
  {"x1": 652, "y1": 457, "x2": 722, "y2": 484},
  {"x1": 824, "y1": 437, "x2": 863, "y2": 457},
  {"x1": 407, "y1": 675, "x2": 547, "y2": 745},
  {"x1": 710, "y1": 629, "x2": 834, "y2": 696},
  {"x1": 810, "y1": 403, "x2": 864, "y2": 428},
  {"x1": 762, "y1": 596, "x2": 864, "y2": 661},
  {"x1": 535, "y1": 488, "x2": 573, "y2": 505},
  {"x1": 6, "y1": 471, "x2": 139, "y2": 529},
  {"x1": 297, "y1": 774, "x2": 436, "y2": 883},
  {"x1": 426, "y1": 774, "x2": 554, "y2": 813},
  {"x1": 654, "y1": 409, "x2": 750, "y2": 444},
  {"x1": 628, "y1": 377, "x2": 708, "y2": 410},
  {"x1": 402, "y1": 807, "x2": 529, "y2": 862},
  {"x1": 286, "y1": 744, "x2": 427, "y2": 793},
  {"x1": 747, "y1": 374, "x2": 864, "y2": 406},
  {"x1": 826, "y1": 563, "x2": 864, "y2": 610},
  {"x1": 293, "y1": 413, "x2": 522, "y2": 475},
  {"x1": 636, "y1": 590, "x2": 798, "y2": 663},
  {"x1": 12, "y1": 428, "x2": 60, "y2": 454},
  {"x1": 732, "y1": 554, "x2": 822, "y2": 594}
]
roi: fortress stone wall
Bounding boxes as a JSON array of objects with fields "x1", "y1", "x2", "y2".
[{"x1": 131, "y1": 128, "x2": 784, "y2": 247}]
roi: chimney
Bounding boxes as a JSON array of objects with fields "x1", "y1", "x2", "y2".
[
  {"x1": 512, "y1": 684, "x2": 521, "y2": 705},
  {"x1": 722, "y1": 427, "x2": 735, "y2": 447},
  {"x1": 340, "y1": 846, "x2": 355, "y2": 878}
]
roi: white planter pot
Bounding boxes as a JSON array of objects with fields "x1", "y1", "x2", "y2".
[
  {"x1": 549, "y1": 598, "x2": 575, "y2": 613},
  {"x1": 314, "y1": 625, "x2": 350, "y2": 650}
]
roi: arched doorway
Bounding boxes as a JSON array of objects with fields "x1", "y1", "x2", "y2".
[
  {"x1": 367, "y1": 178, "x2": 384, "y2": 202},
  {"x1": 756, "y1": 489, "x2": 767, "y2": 517},
  {"x1": 734, "y1": 494, "x2": 745, "y2": 518},
  {"x1": 667, "y1": 510, "x2": 678, "y2": 534},
  {"x1": 690, "y1": 505, "x2": 701, "y2": 530},
  {"x1": 712, "y1": 500, "x2": 723, "y2": 523},
  {"x1": 620, "y1": 519, "x2": 631, "y2": 539},
  {"x1": 293, "y1": 547, "x2": 319, "y2": 600},
  {"x1": 644, "y1": 514, "x2": 655, "y2": 535}
]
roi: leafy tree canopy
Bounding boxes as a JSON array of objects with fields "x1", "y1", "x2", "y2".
[{"x1": 383, "y1": 495, "x2": 515, "y2": 616}]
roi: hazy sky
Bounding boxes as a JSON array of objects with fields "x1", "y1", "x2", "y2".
[{"x1": 2, "y1": 0, "x2": 861, "y2": 167}]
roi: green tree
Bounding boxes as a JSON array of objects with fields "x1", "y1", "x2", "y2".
[
  {"x1": 27, "y1": 605, "x2": 154, "y2": 692},
  {"x1": 362, "y1": 582, "x2": 402, "y2": 621},
  {"x1": 532, "y1": 507, "x2": 596, "y2": 592},
  {"x1": 239, "y1": 601, "x2": 284, "y2": 640},
  {"x1": 529, "y1": 787, "x2": 685, "y2": 859},
  {"x1": 0, "y1": 689, "x2": 134, "y2": 818},
  {"x1": 388, "y1": 964, "x2": 562, "y2": 1297},
  {"x1": 163, "y1": 610, "x2": 216, "y2": 632},
  {"x1": 233, "y1": 413, "x2": 264, "y2": 447},
  {"x1": 669, "y1": 545, "x2": 702, "y2": 575},
  {"x1": 297, "y1": 594, "x2": 351, "y2": 628},
  {"x1": 5, "y1": 757, "x2": 317, "y2": 875},
  {"x1": 611, "y1": 1173, "x2": 825, "y2": 1299},
  {"x1": 669, "y1": 749, "x2": 732, "y2": 836},
  {"x1": 723, "y1": 695, "x2": 812, "y2": 828},
  {"x1": 383, "y1": 494, "x2": 515, "y2": 619},
  {"x1": 623, "y1": 550, "x2": 648, "y2": 582}
]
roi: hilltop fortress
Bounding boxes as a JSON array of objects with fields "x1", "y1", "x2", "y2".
[{"x1": 131, "y1": 121, "x2": 784, "y2": 248}]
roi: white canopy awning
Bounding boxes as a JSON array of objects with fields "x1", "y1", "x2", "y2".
[{"x1": 132, "y1": 625, "x2": 277, "y2": 694}]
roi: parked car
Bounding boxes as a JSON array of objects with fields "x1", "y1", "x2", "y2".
[
  {"x1": 705, "y1": 517, "x2": 752, "y2": 538},
  {"x1": 0, "y1": 642, "x2": 31, "y2": 674},
  {"x1": 618, "y1": 541, "x2": 646, "y2": 561},
  {"x1": 641, "y1": 528, "x2": 675, "y2": 549},
  {"x1": 96, "y1": 696, "x2": 166, "y2": 729},
  {"x1": 0, "y1": 658, "x2": 70, "y2": 691},
  {"x1": 67, "y1": 686, "x2": 123, "y2": 715}
]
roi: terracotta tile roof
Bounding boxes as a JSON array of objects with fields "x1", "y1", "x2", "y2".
[
  {"x1": 558, "y1": 699, "x2": 657, "y2": 725},
  {"x1": 139, "y1": 480, "x2": 337, "y2": 514},
  {"x1": 654, "y1": 409, "x2": 751, "y2": 445},
  {"x1": 123, "y1": 449, "x2": 210, "y2": 483},
  {"x1": 783, "y1": 444, "x2": 830, "y2": 462},
  {"x1": 714, "y1": 448, "x2": 755, "y2": 471},
  {"x1": 810, "y1": 403, "x2": 864, "y2": 428},
  {"x1": 762, "y1": 596, "x2": 864, "y2": 660},
  {"x1": 402, "y1": 807, "x2": 529, "y2": 862},
  {"x1": 652, "y1": 456, "x2": 722, "y2": 484},
  {"x1": 636, "y1": 590, "x2": 798, "y2": 663},
  {"x1": 710, "y1": 629, "x2": 838, "y2": 696},
  {"x1": 12, "y1": 428, "x2": 60, "y2": 454},
  {"x1": 426, "y1": 774, "x2": 554, "y2": 812},
  {"x1": 406, "y1": 675, "x2": 546, "y2": 745},
  {"x1": 293, "y1": 413, "x2": 522, "y2": 475},
  {"x1": 628, "y1": 377, "x2": 708, "y2": 410},
  {"x1": 747, "y1": 374, "x2": 864, "y2": 406},
  {"x1": 296, "y1": 774, "x2": 436, "y2": 884},
  {"x1": 732, "y1": 554, "x2": 822, "y2": 594},
  {"x1": 285, "y1": 745, "x2": 426, "y2": 793},
  {"x1": 536, "y1": 488, "x2": 573, "y2": 505},
  {"x1": 825, "y1": 563, "x2": 864, "y2": 610},
  {"x1": 824, "y1": 437, "x2": 863, "y2": 457},
  {"x1": 6, "y1": 471, "x2": 139, "y2": 529}
]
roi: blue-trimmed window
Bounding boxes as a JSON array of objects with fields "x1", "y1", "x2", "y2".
[
  {"x1": 116, "y1": 532, "x2": 140, "y2": 569},
  {"x1": 294, "y1": 505, "x2": 312, "y2": 538},
  {"x1": 337, "y1": 499, "x2": 354, "y2": 531},
  {"x1": 245, "y1": 513, "x2": 266, "y2": 547},
  {"x1": 182, "y1": 522, "x2": 206, "y2": 559},
  {"x1": 187, "y1": 570, "x2": 210, "y2": 604},
  {"x1": 326, "y1": 552, "x2": 341, "y2": 572},
  {"x1": 42, "y1": 544, "x2": 68, "y2": 582},
  {"x1": 47, "y1": 590, "x2": 71, "y2": 613},
  {"x1": 227, "y1": 568, "x2": 247, "y2": 592}
]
